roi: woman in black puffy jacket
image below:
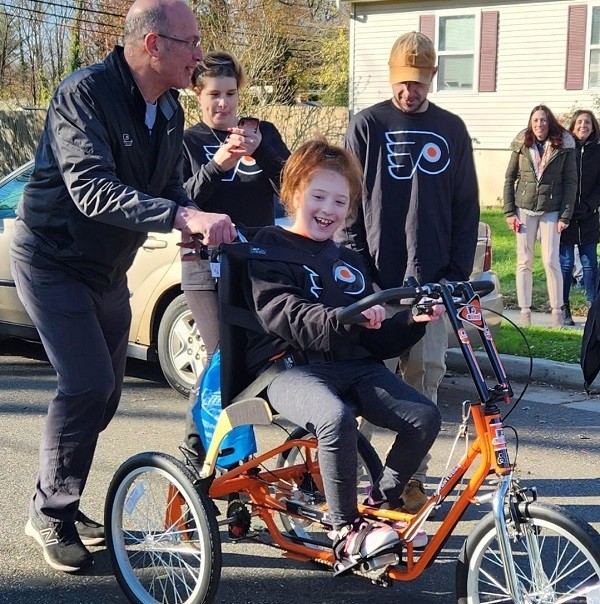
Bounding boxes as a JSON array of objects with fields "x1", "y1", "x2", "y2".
[{"x1": 559, "y1": 110, "x2": 600, "y2": 325}]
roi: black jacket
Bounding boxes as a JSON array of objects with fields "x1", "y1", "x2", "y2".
[
  {"x1": 246, "y1": 226, "x2": 426, "y2": 375},
  {"x1": 561, "y1": 138, "x2": 600, "y2": 246},
  {"x1": 11, "y1": 46, "x2": 190, "y2": 290},
  {"x1": 582, "y1": 292, "x2": 600, "y2": 390}
]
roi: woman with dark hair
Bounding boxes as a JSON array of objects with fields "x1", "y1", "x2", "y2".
[
  {"x1": 180, "y1": 51, "x2": 290, "y2": 469},
  {"x1": 559, "y1": 110, "x2": 600, "y2": 325},
  {"x1": 503, "y1": 105, "x2": 577, "y2": 327}
]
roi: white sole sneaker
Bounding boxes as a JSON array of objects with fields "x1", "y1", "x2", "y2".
[
  {"x1": 392, "y1": 520, "x2": 428, "y2": 549},
  {"x1": 25, "y1": 518, "x2": 92, "y2": 573}
]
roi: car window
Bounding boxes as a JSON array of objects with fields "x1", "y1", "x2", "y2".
[{"x1": 0, "y1": 166, "x2": 33, "y2": 219}]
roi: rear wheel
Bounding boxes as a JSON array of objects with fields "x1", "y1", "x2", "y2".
[
  {"x1": 275, "y1": 427, "x2": 383, "y2": 542},
  {"x1": 456, "y1": 501, "x2": 600, "y2": 603},
  {"x1": 105, "y1": 452, "x2": 222, "y2": 604}
]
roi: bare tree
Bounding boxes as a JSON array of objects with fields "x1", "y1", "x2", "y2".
[
  {"x1": 1, "y1": 0, "x2": 348, "y2": 152},
  {"x1": 0, "y1": 10, "x2": 19, "y2": 98}
]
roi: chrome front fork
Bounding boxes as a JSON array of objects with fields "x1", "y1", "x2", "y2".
[
  {"x1": 492, "y1": 473, "x2": 527, "y2": 603},
  {"x1": 493, "y1": 475, "x2": 554, "y2": 604}
]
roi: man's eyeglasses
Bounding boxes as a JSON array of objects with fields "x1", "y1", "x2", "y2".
[{"x1": 156, "y1": 33, "x2": 200, "y2": 52}]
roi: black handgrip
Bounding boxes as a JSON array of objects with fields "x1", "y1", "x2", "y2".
[
  {"x1": 338, "y1": 286, "x2": 418, "y2": 325},
  {"x1": 465, "y1": 280, "x2": 495, "y2": 297},
  {"x1": 338, "y1": 280, "x2": 495, "y2": 325}
]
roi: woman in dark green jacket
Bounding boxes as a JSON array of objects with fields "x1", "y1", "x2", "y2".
[{"x1": 503, "y1": 105, "x2": 577, "y2": 328}]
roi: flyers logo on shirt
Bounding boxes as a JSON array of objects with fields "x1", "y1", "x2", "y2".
[
  {"x1": 332, "y1": 261, "x2": 365, "y2": 295},
  {"x1": 384, "y1": 130, "x2": 450, "y2": 180},
  {"x1": 204, "y1": 145, "x2": 263, "y2": 182},
  {"x1": 457, "y1": 296, "x2": 485, "y2": 330},
  {"x1": 303, "y1": 261, "x2": 366, "y2": 299}
]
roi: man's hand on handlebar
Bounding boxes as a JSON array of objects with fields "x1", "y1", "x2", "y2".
[
  {"x1": 359, "y1": 304, "x2": 386, "y2": 329},
  {"x1": 174, "y1": 206, "x2": 237, "y2": 246}
]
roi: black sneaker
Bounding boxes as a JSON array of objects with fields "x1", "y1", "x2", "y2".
[
  {"x1": 75, "y1": 511, "x2": 105, "y2": 546},
  {"x1": 25, "y1": 515, "x2": 93, "y2": 572}
]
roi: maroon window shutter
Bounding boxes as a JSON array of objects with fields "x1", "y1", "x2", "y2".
[
  {"x1": 565, "y1": 4, "x2": 587, "y2": 90},
  {"x1": 420, "y1": 15, "x2": 435, "y2": 91},
  {"x1": 419, "y1": 14, "x2": 435, "y2": 44},
  {"x1": 479, "y1": 11, "x2": 498, "y2": 92}
]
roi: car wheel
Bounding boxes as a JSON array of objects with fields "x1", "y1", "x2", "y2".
[{"x1": 157, "y1": 294, "x2": 207, "y2": 397}]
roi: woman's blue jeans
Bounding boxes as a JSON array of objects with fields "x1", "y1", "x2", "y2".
[{"x1": 559, "y1": 242, "x2": 598, "y2": 303}]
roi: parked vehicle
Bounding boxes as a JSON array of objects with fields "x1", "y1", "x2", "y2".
[
  {"x1": 448, "y1": 221, "x2": 503, "y2": 347},
  {"x1": 0, "y1": 161, "x2": 203, "y2": 397},
  {"x1": 0, "y1": 161, "x2": 503, "y2": 396}
]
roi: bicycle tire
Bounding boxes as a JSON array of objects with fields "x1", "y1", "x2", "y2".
[
  {"x1": 275, "y1": 427, "x2": 383, "y2": 540},
  {"x1": 456, "y1": 501, "x2": 600, "y2": 604},
  {"x1": 105, "y1": 451, "x2": 222, "y2": 604}
]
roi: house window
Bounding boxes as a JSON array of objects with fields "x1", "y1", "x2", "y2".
[
  {"x1": 437, "y1": 15, "x2": 475, "y2": 90},
  {"x1": 590, "y1": 7, "x2": 600, "y2": 87}
]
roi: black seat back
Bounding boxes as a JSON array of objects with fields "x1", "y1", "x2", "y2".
[
  {"x1": 217, "y1": 246, "x2": 263, "y2": 408},
  {"x1": 217, "y1": 239, "x2": 325, "y2": 408}
]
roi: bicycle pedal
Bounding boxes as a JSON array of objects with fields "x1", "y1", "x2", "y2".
[
  {"x1": 333, "y1": 543, "x2": 400, "y2": 578},
  {"x1": 332, "y1": 555, "x2": 363, "y2": 577},
  {"x1": 282, "y1": 497, "x2": 332, "y2": 527},
  {"x1": 359, "y1": 552, "x2": 399, "y2": 575}
]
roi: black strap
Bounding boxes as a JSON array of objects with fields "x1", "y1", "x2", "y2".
[{"x1": 221, "y1": 303, "x2": 263, "y2": 333}]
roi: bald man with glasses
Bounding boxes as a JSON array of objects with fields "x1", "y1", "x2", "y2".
[{"x1": 11, "y1": 0, "x2": 235, "y2": 573}]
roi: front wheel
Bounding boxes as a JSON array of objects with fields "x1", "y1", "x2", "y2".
[
  {"x1": 456, "y1": 501, "x2": 600, "y2": 604},
  {"x1": 105, "y1": 452, "x2": 222, "y2": 604}
]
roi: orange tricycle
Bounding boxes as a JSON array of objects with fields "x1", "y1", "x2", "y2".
[{"x1": 104, "y1": 242, "x2": 600, "y2": 604}]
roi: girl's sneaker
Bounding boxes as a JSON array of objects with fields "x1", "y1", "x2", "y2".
[
  {"x1": 363, "y1": 495, "x2": 428, "y2": 548},
  {"x1": 391, "y1": 520, "x2": 428, "y2": 549},
  {"x1": 330, "y1": 517, "x2": 399, "y2": 576}
]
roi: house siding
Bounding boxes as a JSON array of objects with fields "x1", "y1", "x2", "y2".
[{"x1": 348, "y1": 0, "x2": 600, "y2": 203}]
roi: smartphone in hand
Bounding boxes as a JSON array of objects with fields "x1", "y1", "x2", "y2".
[{"x1": 237, "y1": 117, "x2": 260, "y2": 134}]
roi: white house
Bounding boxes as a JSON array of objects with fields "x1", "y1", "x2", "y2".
[{"x1": 343, "y1": 0, "x2": 600, "y2": 204}]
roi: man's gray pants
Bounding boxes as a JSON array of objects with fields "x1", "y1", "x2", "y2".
[{"x1": 11, "y1": 258, "x2": 130, "y2": 524}]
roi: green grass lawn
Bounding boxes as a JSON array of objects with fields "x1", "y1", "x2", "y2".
[
  {"x1": 482, "y1": 208, "x2": 587, "y2": 362},
  {"x1": 491, "y1": 323, "x2": 583, "y2": 364}
]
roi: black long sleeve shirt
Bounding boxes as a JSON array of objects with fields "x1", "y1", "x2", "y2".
[
  {"x1": 340, "y1": 100, "x2": 479, "y2": 288},
  {"x1": 182, "y1": 120, "x2": 290, "y2": 228}
]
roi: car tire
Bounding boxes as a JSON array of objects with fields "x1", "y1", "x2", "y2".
[{"x1": 157, "y1": 293, "x2": 207, "y2": 398}]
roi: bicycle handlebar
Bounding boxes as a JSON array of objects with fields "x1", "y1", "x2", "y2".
[{"x1": 338, "y1": 280, "x2": 495, "y2": 325}]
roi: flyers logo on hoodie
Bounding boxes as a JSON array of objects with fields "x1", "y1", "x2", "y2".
[
  {"x1": 384, "y1": 130, "x2": 450, "y2": 180},
  {"x1": 303, "y1": 261, "x2": 366, "y2": 299},
  {"x1": 332, "y1": 260, "x2": 366, "y2": 295}
]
